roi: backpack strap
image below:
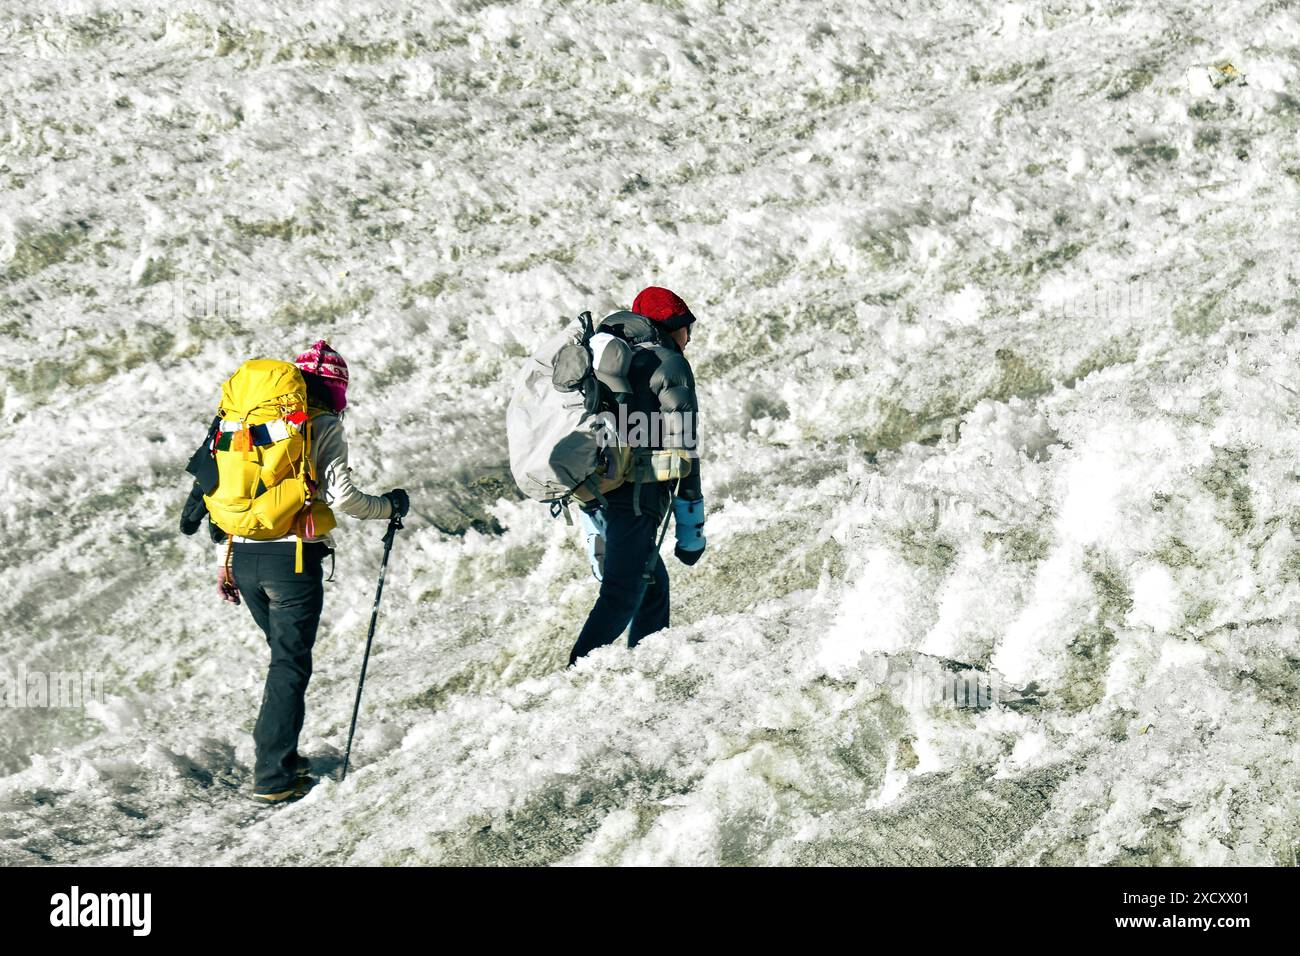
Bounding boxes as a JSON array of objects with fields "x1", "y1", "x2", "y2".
[
  {"x1": 628, "y1": 448, "x2": 654, "y2": 517},
  {"x1": 631, "y1": 458, "x2": 642, "y2": 516},
  {"x1": 582, "y1": 475, "x2": 609, "y2": 511},
  {"x1": 294, "y1": 415, "x2": 317, "y2": 574},
  {"x1": 577, "y1": 312, "x2": 603, "y2": 415},
  {"x1": 551, "y1": 500, "x2": 574, "y2": 525},
  {"x1": 548, "y1": 473, "x2": 610, "y2": 526},
  {"x1": 556, "y1": 476, "x2": 611, "y2": 525},
  {"x1": 303, "y1": 414, "x2": 315, "y2": 484}
]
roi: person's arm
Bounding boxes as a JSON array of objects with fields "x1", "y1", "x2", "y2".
[
  {"x1": 193, "y1": 484, "x2": 237, "y2": 602},
  {"x1": 652, "y1": 352, "x2": 703, "y2": 500},
  {"x1": 311, "y1": 416, "x2": 393, "y2": 520}
]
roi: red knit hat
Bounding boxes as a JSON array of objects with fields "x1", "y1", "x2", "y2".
[
  {"x1": 632, "y1": 286, "x2": 696, "y2": 332},
  {"x1": 294, "y1": 340, "x2": 349, "y2": 411}
]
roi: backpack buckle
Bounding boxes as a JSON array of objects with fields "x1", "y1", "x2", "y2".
[{"x1": 550, "y1": 499, "x2": 575, "y2": 524}]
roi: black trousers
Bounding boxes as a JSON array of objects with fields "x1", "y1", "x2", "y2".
[
  {"x1": 570, "y1": 481, "x2": 672, "y2": 666},
  {"x1": 231, "y1": 543, "x2": 329, "y2": 793}
]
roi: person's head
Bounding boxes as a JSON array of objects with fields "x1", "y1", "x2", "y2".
[
  {"x1": 294, "y1": 339, "x2": 349, "y2": 412},
  {"x1": 632, "y1": 286, "x2": 696, "y2": 353}
]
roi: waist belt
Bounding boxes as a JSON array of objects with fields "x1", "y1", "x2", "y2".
[{"x1": 232, "y1": 539, "x2": 333, "y2": 557}]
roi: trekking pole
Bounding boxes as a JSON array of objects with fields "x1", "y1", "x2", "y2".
[
  {"x1": 1258, "y1": 372, "x2": 1300, "y2": 399},
  {"x1": 643, "y1": 476, "x2": 681, "y2": 581},
  {"x1": 341, "y1": 512, "x2": 403, "y2": 781}
]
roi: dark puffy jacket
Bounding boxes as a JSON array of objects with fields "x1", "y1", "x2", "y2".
[{"x1": 597, "y1": 311, "x2": 702, "y2": 501}]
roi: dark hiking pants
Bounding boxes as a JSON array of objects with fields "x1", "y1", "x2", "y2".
[
  {"x1": 570, "y1": 481, "x2": 672, "y2": 666},
  {"x1": 231, "y1": 542, "x2": 329, "y2": 793}
]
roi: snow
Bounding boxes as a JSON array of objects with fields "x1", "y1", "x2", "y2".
[{"x1": 1, "y1": 0, "x2": 1298, "y2": 865}]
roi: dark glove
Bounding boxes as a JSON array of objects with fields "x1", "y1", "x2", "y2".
[
  {"x1": 218, "y1": 566, "x2": 241, "y2": 605},
  {"x1": 384, "y1": 488, "x2": 410, "y2": 518},
  {"x1": 672, "y1": 496, "x2": 706, "y2": 566},
  {"x1": 180, "y1": 481, "x2": 208, "y2": 536},
  {"x1": 674, "y1": 544, "x2": 705, "y2": 566}
]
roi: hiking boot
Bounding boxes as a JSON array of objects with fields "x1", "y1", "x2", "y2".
[{"x1": 251, "y1": 775, "x2": 315, "y2": 806}]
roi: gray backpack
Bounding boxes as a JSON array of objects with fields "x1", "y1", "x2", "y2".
[{"x1": 507, "y1": 313, "x2": 633, "y2": 518}]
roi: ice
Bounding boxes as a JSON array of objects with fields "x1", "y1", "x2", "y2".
[{"x1": 0, "y1": 0, "x2": 1297, "y2": 866}]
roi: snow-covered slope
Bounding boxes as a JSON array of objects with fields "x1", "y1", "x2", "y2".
[{"x1": 1, "y1": 0, "x2": 1297, "y2": 865}]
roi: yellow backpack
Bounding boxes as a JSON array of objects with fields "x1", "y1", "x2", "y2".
[{"x1": 203, "y1": 359, "x2": 337, "y2": 572}]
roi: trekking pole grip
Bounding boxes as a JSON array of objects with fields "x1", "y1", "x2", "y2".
[{"x1": 383, "y1": 511, "x2": 403, "y2": 546}]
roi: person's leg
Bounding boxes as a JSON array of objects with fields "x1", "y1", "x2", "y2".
[
  {"x1": 245, "y1": 548, "x2": 324, "y2": 793},
  {"x1": 570, "y1": 491, "x2": 659, "y2": 665},
  {"x1": 628, "y1": 552, "x2": 670, "y2": 647},
  {"x1": 232, "y1": 550, "x2": 272, "y2": 639}
]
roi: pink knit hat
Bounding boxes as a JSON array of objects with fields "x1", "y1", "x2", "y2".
[{"x1": 294, "y1": 340, "x2": 349, "y2": 411}]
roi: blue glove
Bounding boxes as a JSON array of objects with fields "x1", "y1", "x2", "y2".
[
  {"x1": 672, "y1": 496, "x2": 706, "y2": 566},
  {"x1": 578, "y1": 507, "x2": 607, "y2": 581}
]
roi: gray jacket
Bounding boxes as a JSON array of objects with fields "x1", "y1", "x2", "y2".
[{"x1": 597, "y1": 311, "x2": 703, "y2": 500}]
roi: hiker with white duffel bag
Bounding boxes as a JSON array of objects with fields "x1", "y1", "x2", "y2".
[{"x1": 507, "y1": 287, "x2": 706, "y2": 667}]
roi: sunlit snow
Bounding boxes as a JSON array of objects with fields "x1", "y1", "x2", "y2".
[{"x1": 1, "y1": 0, "x2": 1298, "y2": 865}]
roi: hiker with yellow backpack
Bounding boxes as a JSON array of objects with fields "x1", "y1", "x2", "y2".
[{"x1": 180, "y1": 340, "x2": 408, "y2": 804}]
